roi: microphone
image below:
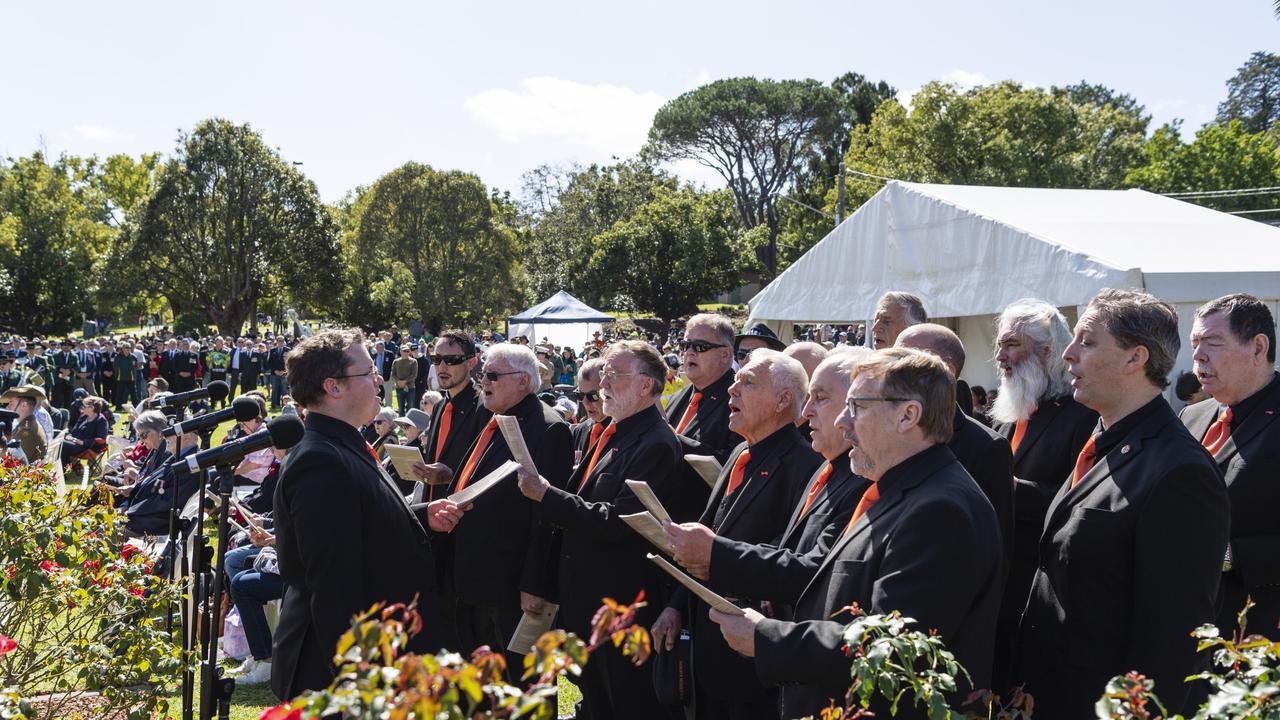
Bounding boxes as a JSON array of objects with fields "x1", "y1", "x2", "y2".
[
  {"x1": 173, "y1": 415, "x2": 304, "y2": 479},
  {"x1": 162, "y1": 397, "x2": 260, "y2": 438},
  {"x1": 151, "y1": 380, "x2": 230, "y2": 410}
]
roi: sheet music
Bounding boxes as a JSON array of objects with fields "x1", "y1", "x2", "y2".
[
  {"x1": 408, "y1": 459, "x2": 522, "y2": 509},
  {"x1": 624, "y1": 479, "x2": 672, "y2": 523},
  {"x1": 685, "y1": 455, "x2": 723, "y2": 488},
  {"x1": 495, "y1": 415, "x2": 538, "y2": 476},
  {"x1": 648, "y1": 554, "x2": 744, "y2": 616},
  {"x1": 384, "y1": 444, "x2": 426, "y2": 482},
  {"x1": 506, "y1": 602, "x2": 559, "y2": 655},
  {"x1": 621, "y1": 512, "x2": 675, "y2": 554}
]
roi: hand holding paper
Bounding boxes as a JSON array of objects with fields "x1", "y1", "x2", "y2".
[
  {"x1": 648, "y1": 553, "x2": 743, "y2": 616},
  {"x1": 495, "y1": 415, "x2": 537, "y2": 476}
]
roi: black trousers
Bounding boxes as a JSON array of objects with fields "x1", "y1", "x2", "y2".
[
  {"x1": 455, "y1": 598, "x2": 524, "y2": 682},
  {"x1": 577, "y1": 639, "x2": 665, "y2": 720}
]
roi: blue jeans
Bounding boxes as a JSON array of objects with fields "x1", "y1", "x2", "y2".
[
  {"x1": 231, "y1": 568, "x2": 284, "y2": 661},
  {"x1": 269, "y1": 375, "x2": 286, "y2": 409},
  {"x1": 224, "y1": 545, "x2": 260, "y2": 580}
]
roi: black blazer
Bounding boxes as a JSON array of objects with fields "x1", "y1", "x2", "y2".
[
  {"x1": 947, "y1": 404, "x2": 1014, "y2": 571},
  {"x1": 538, "y1": 404, "x2": 682, "y2": 635},
  {"x1": 662, "y1": 369, "x2": 743, "y2": 522},
  {"x1": 1015, "y1": 397, "x2": 1229, "y2": 719},
  {"x1": 443, "y1": 393, "x2": 572, "y2": 605},
  {"x1": 424, "y1": 382, "x2": 491, "y2": 480},
  {"x1": 1180, "y1": 372, "x2": 1280, "y2": 637},
  {"x1": 708, "y1": 455, "x2": 869, "y2": 620},
  {"x1": 570, "y1": 417, "x2": 602, "y2": 460},
  {"x1": 270, "y1": 412, "x2": 442, "y2": 700},
  {"x1": 754, "y1": 444, "x2": 1002, "y2": 720},
  {"x1": 669, "y1": 425, "x2": 821, "y2": 704}
]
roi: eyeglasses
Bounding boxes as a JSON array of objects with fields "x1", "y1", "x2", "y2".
[
  {"x1": 678, "y1": 340, "x2": 727, "y2": 354},
  {"x1": 482, "y1": 370, "x2": 523, "y2": 382},
  {"x1": 600, "y1": 370, "x2": 635, "y2": 383},
  {"x1": 332, "y1": 365, "x2": 379, "y2": 380},
  {"x1": 734, "y1": 348, "x2": 756, "y2": 363},
  {"x1": 571, "y1": 390, "x2": 601, "y2": 402},
  {"x1": 431, "y1": 353, "x2": 474, "y2": 366},
  {"x1": 845, "y1": 396, "x2": 911, "y2": 419}
]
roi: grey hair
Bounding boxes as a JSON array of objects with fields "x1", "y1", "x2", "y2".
[
  {"x1": 685, "y1": 313, "x2": 736, "y2": 347},
  {"x1": 996, "y1": 298, "x2": 1074, "y2": 398},
  {"x1": 746, "y1": 349, "x2": 809, "y2": 420},
  {"x1": 133, "y1": 410, "x2": 170, "y2": 437},
  {"x1": 484, "y1": 343, "x2": 540, "y2": 391},
  {"x1": 376, "y1": 406, "x2": 399, "y2": 425},
  {"x1": 1086, "y1": 288, "x2": 1180, "y2": 389},
  {"x1": 420, "y1": 390, "x2": 443, "y2": 407},
  {"x1": 578, "y1": 357, "x2": 605, "y2": 383},
  {"x1": 880, "y1": 292, "x2": 928, "y2": 325}
]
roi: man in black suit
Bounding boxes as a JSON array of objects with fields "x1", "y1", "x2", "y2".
[
  {"x1": 654, "y1": 349, "x2": 821, "y2": 719},
  {"x1": 51, "y1": 339, "x2": 80, "y2": 409},
  {"x1": 268, "y1": 336, "x2": 289, "y2": 410},
  {"x1": 986, "y1": 299, "x2": 1097, "y2": 690},
  {"x1": 227, "y1": 338, "x2": 246, "y2": 396},
  {"x1": 517, "y1": 340, "x2": 682, "y2": 720},
  {"x1": 664, "y1": 313, "x2": 744, "y2": 521},
  {"x1": 896, "y1": 323, "x2": 1014, "y2": 571},
  {"x1": 1015, "y1": 289, "x2": 1230, "y2": 718},
  {"x1": 569, "y1": 358, "x2": 608, "y2": 461},
  {"x1": 439, "y1": 343, "x2": 572, "y2": 671},
  {"x1": 710, "y1": 348, "x2": 1002, "y2": 720},
  {"x1": 270, "y1": 329, "x2": 465, "y2": 700},
  {"x1": 173, "y1": 340, "x2": 199, "y2": 393},
  {"x1": 1181, "y1": 293, "x2": 1280, "y2": 637},
  {"x1": 666, "y1": 349, "x2": 870, "y2": 624}
]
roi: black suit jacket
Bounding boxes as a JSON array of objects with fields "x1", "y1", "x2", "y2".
[
  {"x1": 1180, "y1": 372, "x2": 1280, "y2": 636},
  {"x1": 948, "y1": 404, "x2": 1014, "y2": 571},
  {"x1": 570, "y1": 417, "x2": 604, "y2": 460},
  {"x1": 538, "y1": 404, "x2": 682, "y2": 634},
  {"x1": 709, "y1": 455, "x2": 869, "y2": 620},
  {"x1": 424, "y1": 382, "x2": 491, "y2": 480},
  {"x1": 1015, "y1": 397, "x2": 1229, "y2": 719},
  {"x1": 270, "y1": 412, "x2": 442, "y2": 700},
  {"x1": 670, "y1": 425, "x2": 821, "y2": 704},
  {"x1": 663, "y1": 369, "x2": 743, "y2": 521},
  {"x1": 754, "y1": 444, "x2": 1002, "y2": 720},
  {"x1": 443, "y1": 393, "x2": 572, "y2": 605}
]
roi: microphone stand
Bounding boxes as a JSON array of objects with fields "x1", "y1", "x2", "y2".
[
  {"x1": 199, "y1": 463, "x2": 238, "y2": 720},
  {"x1": 164, "y1": 402, "x2": 187, "y2": 639},
  {"x1": 181, "y1": 466, "x2": 213, "y2": 720}
]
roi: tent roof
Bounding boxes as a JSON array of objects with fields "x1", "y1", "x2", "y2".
[
  {"x1": 509, "y1": 290, "x2": 613, "y2": 324},
  {"x1": 749, "y1": 181, "x2": 1280, "y2": 325}
]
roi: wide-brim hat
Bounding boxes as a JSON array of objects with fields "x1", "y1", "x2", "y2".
[
  {"x1": 734, "y1": 323, "x2": 786, "y2": 352},
  {"x1": 404, "y1": 408, "x2": 432, "y2": 432},
  {"x1": 1, "y1": 384, "x2": 46, "y2": 403}
]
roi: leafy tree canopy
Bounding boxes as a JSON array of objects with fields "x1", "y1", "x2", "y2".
[
  {"x1": 1125, "y1": 119, "x2": 1280, "y2": 214},
  {"x1": 1216, "y1": 51, "x2": 1280, "y2": 133}
]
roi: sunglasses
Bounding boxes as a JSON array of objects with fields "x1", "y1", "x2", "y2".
[
  {"x1": 482, "y1": 370, "x2": 524, "y2": 382},
  {"x1": 734, "y1": 349, "x2": 755, "y2": 362},
  {"x1": 679, "y1": 340, "x2": 726, "y2": 354},
  {"x1": 571, "y1": 390, "x2": 601, "y2": 402},
  {"x1": 431, "y1": 353, "x2": 474, "y2": 366}
]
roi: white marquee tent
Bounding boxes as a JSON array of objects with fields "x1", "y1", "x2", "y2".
[
  {"x1": 508, "y1": 290, "x2": 613, "y2": 351},
  {"x1": 748, "y1": 181, "x2": 1280, "y2": 392}
]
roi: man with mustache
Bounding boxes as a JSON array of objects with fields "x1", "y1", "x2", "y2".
[{"x1": 985, "y1": 299, "x2": 1097, "y2": 690}]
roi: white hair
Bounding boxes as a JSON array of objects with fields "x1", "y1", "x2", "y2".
[
  {"x1": 376, "y1": 406, "x2": 398, "y2": 425},
  {"x1": 880, "y1": 291, "x2": 928, "y2": 325},
  {"x1": 484, "y1": 343, "x2": 540, "y2": 391},
  {"x1": 685, "y1": 313, "x2": 735, "y2": 347},
  {"x1": 995, "y1": 299, "x2": 1073, "y2": 399},
  {"x1": 815, "y1": 345, "x2": 873, "y2": 384},
  {"x1": 746, "y1": 349, "x2": 809, "y2": 420}
]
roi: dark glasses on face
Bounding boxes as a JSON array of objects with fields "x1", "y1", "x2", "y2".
[
  {"x1": 734, "y1": 349, "x2": 755, "y2": 362},
  {"x1": 678, "y1": 340, "x2": 726, "y2": 353},
  {"x1": 483, "y1": 370, "x2": 523, "y2": 382},
  {"x1": 431, "y1": 354, "x2": 473, "y2": 366},
  {"x1": 571, "y1": 390, "x2": 601, "y2": 402}
]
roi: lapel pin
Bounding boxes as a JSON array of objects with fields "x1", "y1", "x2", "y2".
[{"x1": 1120, "y1": 444, "x2": 1130, "y2": 454}]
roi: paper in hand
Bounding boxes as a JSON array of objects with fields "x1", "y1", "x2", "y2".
[
  {"x1": 445, "y1": 459, "x2": 522, "y2": 507},
  {"x1": 384, "y1": 444, "x2": 426, "y2": 482},
  {"x1": 621, "y1": 512, "x2": 675, "y2": 554},
  {"x1": 685, "y1": 455, "x2": 723, "y2": 488},
  {"x1": 506, "y1": 602, "x2": 559, "y2": 655},
  {"x1": 624, "y1": 479, "x2": 671, "y2": 523},
  {"x1": 648, "y1": 553, "x2": 744, "y2": 616},
  {"x1": 495, "y1": 415, "x2": 537, "y2": 476}
]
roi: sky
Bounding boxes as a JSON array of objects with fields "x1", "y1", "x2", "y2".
[{"x1": 2, "y1": 0, "x2": 1276, "y2": 203}]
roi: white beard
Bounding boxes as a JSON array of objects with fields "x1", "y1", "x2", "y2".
[{"x1": 991, "y1": 358, "x2": 1049, "y2": 425}]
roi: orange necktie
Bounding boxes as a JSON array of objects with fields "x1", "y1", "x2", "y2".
[
  {"x1": 1071, "y1": 433, "x2": 1099, "y2": 487},
  {"x1": 725, "y1": 449, "x2": 752, "y2": 496},
  {"x1": 1010, "y1": 419, "x2": 1029, "y2": 454},
  {"x1": 1201, "y1": 406, "x2": 1233, "y2": 456},
  {"x1": 434, "y1": 402, "x2": 454, "y2": 462},
  {"x1": 364, "y1": 442, "x2": 382, "y2": 465},
  {"x1": 588, "y1": 422, "x2": 604, "y2": 449},
  {"x1": 454, "y1": 418, "x2": 497, "y2": 492},
  {"x1": 845, "y1": 482, "x2": 881, "y2": 533},
  {"x1": 799, "y1": 463, "x2": 835, "y2": 517},
  {"x1": 675, "y1": 392, "x2": 702, "y2": 434},
  {"x1": 577, "y1": 422, "x2": 618, "y2": 493}
]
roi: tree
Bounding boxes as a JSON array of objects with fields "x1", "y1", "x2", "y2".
[
  {"x1": 570, "y1": 188, "x2": 757, "y2": 320},
  {"x1": 0, "y1": 153, "x2": 108, "y2": 335},
  {"x1": 840, "y1": 80, "x2": 1151, "y2": 209},
  {"x1": 1125, "y1": 119, "x2": 1280, "y2": 215},
  {"x1": 104, "y1": 119, "x2": 340, "y2": 336},
  {"x1": 647, "y1": 77, "x2": 837, "y2": 275},
  {"x1": 1217, "y1": 51, "x2": 1280, "y2": 133},
  {"x1": 519, "y1": 159, "x2": 677, "y2": 306},
  {"x1": 343, "y1": 162, "x2": 521, "y2": 334}
]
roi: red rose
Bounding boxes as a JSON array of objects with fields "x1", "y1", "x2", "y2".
[
  {"x1": 129, "y1": 586, "x2": 145, "y2": 599},
  {"x1": 120, "y1": 545, "x2": 139, "y2": 561},
  {"x1": 259, "y1": 703, "x2": 302, "y2": 720},
  {"x1": 0, "y1": 634, "x2": 15, "y2": 656}
]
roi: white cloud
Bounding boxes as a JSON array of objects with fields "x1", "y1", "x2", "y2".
[
  {"x1": 73, "y1": 124, "x2": 135, "y2": 142},
  {"x1": 464, "y1": 77, "x2": 666, "y2": 157},
  {"x1": 939, "y1": 69, "x2": 992, "y2": 90}
]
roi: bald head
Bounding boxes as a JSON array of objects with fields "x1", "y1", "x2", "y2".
[
  {"x1": 783, "y1": 341, "x2": 828, "y2": 379},
  {"x1": 895, "y1": 323, "x2": 966, "y2": 378}
]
